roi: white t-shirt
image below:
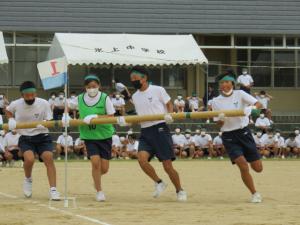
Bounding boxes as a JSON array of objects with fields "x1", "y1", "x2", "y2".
[
  {"x1": 172, "y1": 134, "x2": 186, "y2": 146},
  {"x1": 211, "y1": 90, "x2": 257, "y2": 132},
  {"x1": 260, "y1": 135, "x2": 278, "y2": 147},
  {"x1": 115, "y1": 82, "x2": 126, "y2": 92},
  {"x1": 213, "y1": 135, "x2": 223, "y2": 146},
  {"x1": 74, "y1": 138, "x2": 84, "y2": 146},
  {"x1": 132, "y1": 85, "x2": 170, "y2": 128},
  {"x1": 0, "y1": 96, "x2": 7, "y2": 108},
  {"x1": 57, "y1": 134, "x2": 73, "y2": 146},
  {"x1": 253, "y1": 135, "x2": 262, "y2": 146},
  {"x1": 285, "y1": 138, "x2": 299, "y2": 148},
  {"x1": 54, "y1": 97, "x2": 65, "y2": 107},
  {"x1": 7, "y1": 98, "x2": 52, "y2": 136},
  {"x1": 184, "y1": 137, "x2": 194, "y2": 148},
  {"x1": 70, "y1": 91, "x2": 115, "y2": 115},
  {"x1": 255, "y1": 117, "x2": 271, "y2": 127},
  {"x1": 112, "y1": 134, "x2": 121, "y2": 147},
  {"x1": 174, "y1": 99, "x2": 185, "y2": 107},
  {"x1": 237, "y1": 74, "x2": 254, "y2": 86},
  {"x1": 112, "y1": 97, "x2": 125, "y2": 107},
  {"x1": 255, "y1": 96, "x2": 270, "y2": 109},
  {"x1": 126, "y1": 141, "x2": 139, "y2": 152},
  {"x1": 68, "y1": 96, "x2": 78, "y2": 110},
  {"x1": 189, "y1": 98, "x2": 199, "y2": 110},
  {"x1": 3, "y1": 132, "x2": 20, "y2": 151},
  {"x1": 193, "y1": 134, "x2": 212, "y2": 148},
  {"x1": 48, "y1": 98, "x2": 56, "y2": 108},
  {"x1": 295, "y1": 134, "x2": 300, "y2": 143},
  {"x1": 277, "y1": 136, "x2": 285, "y2": 148}
]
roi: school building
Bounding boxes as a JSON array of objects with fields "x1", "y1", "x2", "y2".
[{"x1": 0, "y1": 0, "x2": 300, "y2": 113}]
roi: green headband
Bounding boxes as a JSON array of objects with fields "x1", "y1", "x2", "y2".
[
  {"x1": 21, "y1": 88, "x2": 36, "y2": 94},
  {"x1": 84, "y1": 75, "x2": 100, "y2": 82},
  {"x1": 220, "y1": 75, "x2": 235, "y2": 82},
  {"x1": 130, "y1": 70, "x2": 145, "y2": 78}
]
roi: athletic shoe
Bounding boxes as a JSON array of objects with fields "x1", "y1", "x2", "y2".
[
  {"x1": 177, "y1": 190, "x2": 187, "y2": 202},
  {"x1": 281, "y1": 155, "x2": 285, "y2": 159},
  {"x1": 251, "y1": 192, "x2": 262, "y2": 203},
  {"x1": 220, "y1": 156, "x2": 224, "y2": 160},
  {"x1": 57, "y1": 157, "x2": 61, "y2": 161},
  {"x1": 96, "y1": 191, "x2": 106, "y2": 202},
  {"x1": 83, "y1": 156, "x2": 88, "y2": 160},
  {"x1": 153, "y1": 181, "x2": 167, "y2": 198},
  {"x1": 207, "y1": 157, "x2": 212, "y2": 160},
  {"x1": 49, "y1": 188, "x2": 61, "y2": 201},
  {"x1": 23, "y1": 177, "x2": 32, "y2": 198}
]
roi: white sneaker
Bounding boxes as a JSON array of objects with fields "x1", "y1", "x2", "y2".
[
  {"x1": 23, "y1": 178, "x2": 32, "y2": 198},
  {"x1": 251, "y1": 192, "x2": 262, "y2": 203},
  {"x1": 281, "y1": 155, "x2": 285, "y2": 159},
  {"x1": 57, "y1": 157, "x2": 61, "y2": 161},
  {"x1": 153, "y1": 181, "x2": 167, "y2": 198},
  {"x1": 207, "y1": 157, "x2": 212, "y2": 160},
  {"x1": 96, "y1": 191, "x2": 106, "y2": 202},
  {"x1": 49, "y1": 188, "x2": 61, "y2": 201},
  {"x1": 83, "y1": 156, "x2": 88, "y2": 160},
  {"x1": 220, "y1": 156, "x2": 224, "y2": 160},
  {"x1": 177, "y1": 190, "x2": 187, "y2": 202}
]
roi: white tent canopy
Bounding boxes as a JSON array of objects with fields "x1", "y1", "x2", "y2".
[
  {"x1": 0, "y1": 31, "x2": 8, "y2": 64},
  {"x1": 47, "y1": 33, "x2": 208, "y2": 66}
]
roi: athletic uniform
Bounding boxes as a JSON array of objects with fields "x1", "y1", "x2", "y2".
[
  {"x1": 132, "y1": 85, "x2": 175, "y2": 161},
  {"x1": 212, "y1": 90, "x2": 261, "y2": 163},
  {"x1": 6, "y1": 98, "x2": 53, "y2": 156},
  {"x1": 3, "y1": 132, "x2": 21, "y2": 160},
  {"x1": 71, "y1": 91, "x2": 115, "y2": 160},
  {"x1": 237, "y1": 74, "x2": 254, "y2": 94}
]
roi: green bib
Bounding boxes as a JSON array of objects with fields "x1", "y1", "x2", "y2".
[{"x1": 78, "y1": 92, "x2": 114, "y2": 140}]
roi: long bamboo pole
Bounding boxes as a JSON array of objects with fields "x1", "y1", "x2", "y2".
[{"x1": 0, "y1": 110, "x2": 245, "y2": 130}]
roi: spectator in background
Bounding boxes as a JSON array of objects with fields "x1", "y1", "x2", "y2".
[
  {"x1": 237, "y1": 68, "x2": 254, "y2": 94},
  {"x1": 53, "y1": 91, "x2": 66, "y2": 120},
  {"x1": 203, "y1": 86, "x2": 217, "y2": 110},
  {"x1": 193, "y1": 128, "x2": 214, "y2": 159},
  {"x1": 74, "y1": 137, "x2": 87, "y2": 160},
  {"x1": 56, "y1": 132, "x2": 74, "y2": 160},
  {"x1": 68, "y1": 91, "x2": 78, "y2": 119},
  {"x1": 122, "y1": 134, "x2": 139, "y2": 159},
  {"x1": 182, "y1": 129, "x2": 195, "y2": 158},
  {"x1": 174, "y1": 94, "x2": 185, "y2": 113},
  {"x1": 255, "y1": 113, "x2": 271, "y2": 133},
  {"x1": 48, "y1": 92, "x2": 56, "y2": 113},
  {"x1": 0, "y1": 93, "x2": 9, "y2": 115},
  {"x1": 187, "y1": 92, "x2": 203, "y2": 112},
  {"x1": 294, "y1": 127, "x2": 300, "y2": 143},
  {"x1": 172, "y1": 127, "x2": 186, "y2": 158},
  {"x1": 260, "y1": 129, "x2": 278, "y2": 158},
  {"x1": 284, "y1": 133, "x2": 299, "y2": 158},
  {"x1": 275, "y1": 129, "x2": 285, "y2": 159},
  {"x1": 112, "y1": 78, "x2": 131, "y2": 101},
  {"x1": 112, "y1": 133, "x2": 122, "y2": 159},
  {"x1": 253, "y1": 129, "x2": 263, "y2": 153},
  {"x1": 0, "y1": 130, "x2": 6, "y2": 166},
  {"x1": 3, "y1": 130, "x2": 21, "y2": 167},
  {"x1": 213, "y1": 132, "x2": 225, "y2": 159},
  {"x1": 111, "y1": 93, "x2": 126, "y2": 116},
  {"x1": 254, "y1": 91, "x2": 273, "y2": 120}
]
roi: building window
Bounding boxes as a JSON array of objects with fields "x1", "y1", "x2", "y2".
[
  {"x1": 251, "y1": 50, "x2": 272, "y2": 87},
  {"x1": 250, "y1": 37, "x2": 271, "y2": 46},
  {"x1": 274, "y1": 50, "x2": 295, "y2": 87},
  {"x1": 163, "y1": 66, "x2": 186, "y2": 88}
]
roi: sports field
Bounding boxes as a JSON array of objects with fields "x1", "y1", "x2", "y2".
[{"x1": 0, "y1": 160, "x2": 299, "y2": 225}]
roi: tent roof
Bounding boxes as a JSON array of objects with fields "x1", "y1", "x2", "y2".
[
  {"x1": 47, "y1": 33, "x2": 208, "y2": 66},
  {"x1": 0, "y1": 32, "x2": 8, "y2": 64}
]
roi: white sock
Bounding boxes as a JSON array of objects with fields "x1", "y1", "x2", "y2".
[
  {"x1": 50, "y1": 187, "x2": 57, "y2": 191},
  {"x1": 25, "y1": 177, "x2": 32, "y2": 182}
]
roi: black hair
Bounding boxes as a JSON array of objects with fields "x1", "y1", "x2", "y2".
[
  {"x1": 260, "y1": 90, "x2": 266, "y2": 95},
  {"x1": 128, "y1": 134, "x2": 136, "y2": 140},
  {"x1": 20, "y1": 81, "x2": 36, "y2": 92},
  {"x1": 84, "y1": 76, "x2": 100, "y2": 86},
  {"x1": 114, "y1": 78, "x2": 120, "y2": 83},
  {"x1": 289, "y1": 133, "x2": 296, "y2": 138},
  {"x1": 130, "y1": 66, "x2": 150, "y2": 77},
  {"x1": 50, "y1": 92, "x2": 56, "y2": 96}
]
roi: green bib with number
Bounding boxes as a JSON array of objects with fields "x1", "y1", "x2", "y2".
[{"x1": 78, "y1": 92, "x2": 114, "y2": 140}]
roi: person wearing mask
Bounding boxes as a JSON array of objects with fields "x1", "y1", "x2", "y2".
[
  {"x1": 118, "y1": 66, "x2": 187, "y2": 201},
  {"x1": 213, "y1": 132, "x2": 225, "y2": 159},
  {"x1": 237, "y1": 68, "x2": 254, "y2": 94},
  {"x1": 193, "y1": 128, "x2": 214, "y2": 159},
  {"x1": 3, "y1": 130, "x2": 21, "y2": 167},
  {"x1": 0, "y1": 93, "x2": 9, "y2": 115},
  {"x1": 48, "y1": 92, "x2": 57, "y2": 113},
  {"x1": 174, "y1": 94, "x2": 185, "y2": 113},
  {"x1": 183, "y1": 129, "x2": 195, "y2": 158},
  {"x1": 5, "y1": 81, "x2": 60, "y2": 200},
  {"x1": 111, "y1": 93, "x2": 126, "y2": 116},
  {"x1": 172, "y1": 128, "x2": 186, "y2": 158},
  {"x1": 254, "y1": 90, "x2": 273, "y2": 120},
  {"x1": 112, "y1": 78, "x2": 131, "y2": 102},
  {"x1": 53, "y1": 91, "x2": 66, "y2": 120},
  {"x1": 255, "y1": 113, "x2": 271, "y2": 132}
]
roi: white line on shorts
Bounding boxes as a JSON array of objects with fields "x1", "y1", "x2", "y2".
[{"x1": 0, "y1": 191, "x2": 112, "y2": 225}]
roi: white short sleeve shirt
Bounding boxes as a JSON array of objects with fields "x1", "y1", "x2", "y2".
[
  {"x1": 57, "y1": 135, "x2": 73, "y2": 146},
  {"x1": 237, "y1": 74, "x2": 254, "y2": 86}
]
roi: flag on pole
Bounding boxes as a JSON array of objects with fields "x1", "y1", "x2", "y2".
[{"x1": 37, "y1": 57, "x2": 68, "y2": 90}]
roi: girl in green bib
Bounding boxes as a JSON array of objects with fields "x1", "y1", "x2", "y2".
[{"x1": 71, "y1": 75, "x2": 115, "y2": 202}]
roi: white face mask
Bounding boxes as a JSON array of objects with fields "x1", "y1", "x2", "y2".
[
  {"x1": 195, "y1": 130, "x2": 200, "y2": 135},
  {"x1": 0, "y1": 130, "x2": 5, "y2": 136},
  {"x1": 218, "y1": 132, "x2": 222, "y2": 136},
  {"x1": 175, "y1": 128, "x2": 180, "y2": 134},
  {"x1": 59, "y1": 94, "x2": 64, "y2": 99},
  {"x1": 120, "y1": 137, "x2": 125, "y2": 142},
  {"x1": 295, "y1": 130, "x2": 300, "y2": 135},
  {"x1": 0, "y1": 95, "x2": 3, "y2": 99},
  {"x1": 86, "y1": 88, "x2": 98, "y2": 97},
  {"x1": 116, "y1": 95, "x2": 120, "y2": 99},
  {"x1": 71, "y1": 95, "x2": 76, "y2": 99},
  {"x1": 242, "y1": 71, "x2": 247, "y2": 75},
  {"x1": 200, "y1": 131, "x2": 206, "y2": 136},
  {"x1": 276, "y1": 132, "x2": 280, "y2": 137},
  {"x1": 260, "y1": 114, "x2": 265, "y2": 119},
  {"x1": 178, "y1": 96, "x2": 182, "y2": 100},
  {"x1": 268, "y1": 134, "x2": 273, "y2": 139},
  {"x1": 185, "y1": 134, "x2": 191, "y2": 138},
  {"x1": 51, "y1": 95, "x2": 55, "y2": 100},
  {"x1": 222, "y1": 88, "x2": 233, "y2": 96},
  {"x1": 257, "y1": 132, "x2": 262, "y2": 137}
]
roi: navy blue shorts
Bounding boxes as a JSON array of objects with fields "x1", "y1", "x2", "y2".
[
  {"x1": 84, "y1": 138, "x2": 112, "y2": 160},
  {"x1": 19, "y1": 133, "x2": 54, "y2": 156},
  {"x1": 138, "y1": 123, "x2": 175, "y2": 162},
  {"x1": 221, "y1": 127, "x2": 261, "y2": 164}
]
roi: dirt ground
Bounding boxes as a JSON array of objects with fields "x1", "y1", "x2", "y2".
[{"x1": 0, "y1": 160, "x2": 300, "y2": 225}]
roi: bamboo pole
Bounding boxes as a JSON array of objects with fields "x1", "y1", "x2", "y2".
[{"x1": 0, "y1": 110, "x2": 245, "y2": 130}]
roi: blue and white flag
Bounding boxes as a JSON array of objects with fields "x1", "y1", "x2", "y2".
[{"x1": 37, "y1": 57, "x2": 68, "y2": 90}]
